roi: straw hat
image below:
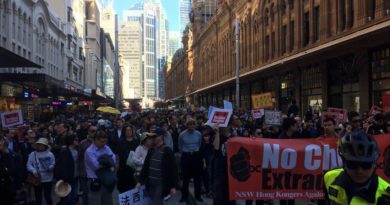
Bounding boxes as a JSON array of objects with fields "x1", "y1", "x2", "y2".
[
  {"x1": 33, "y1": 138, "x2": 49, "y2": 149},
  {"x1": 54, "y1": 180, "x2": 72, "y2": 197}
]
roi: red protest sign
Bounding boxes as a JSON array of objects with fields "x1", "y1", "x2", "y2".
[
  {"x1": 369, "y1": 105, "x2": 383, "y2": 116},
  {"x1": 382, "y1": 94, "x2": 390, "y2": 114},
  {"x1": 327, "y1": 108, "x2": 347, "y2": 123},
  {"x1": 227, "y1": 135, "x2": 390, "y2": 200}
]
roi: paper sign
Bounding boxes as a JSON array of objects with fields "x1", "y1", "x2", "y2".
[
  {"x1": 208, "y1": 106, "x2": 217, "y2": 119},
  {"x1": 0, "y1": 110, "x2": 23, "y2": 128},
  {"x1": 369, "y1": 105, "x2": 382, "y2": 116},
  {"x1": 264, "y1": 110, "x2": 282, "y2": 125},
  {"x1": 251, "y1": 109, "x2": 265, "y2": 119},
  {"x1": 119, "y1": 186, "x2": 151, "y2": 205},
  {"x1": 207, "y1": 107, "x2": 233, "y2": 127},
  {"x1": 327, "y1": 108, "x2": 347, "y2": 123},
  {"x1": 251, "y1": 92, "x2": 273, "y2": 109},
  {"x1": 382, "y1": 94, "x2": 390, "y2": 114},
  {"x1": 224, "y1": 100, "x2": 233, "y2": 109}
]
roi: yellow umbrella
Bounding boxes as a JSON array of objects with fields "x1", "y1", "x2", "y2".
[{"x1": 96, "y1": 106, "x2": 121, "y2": 115}]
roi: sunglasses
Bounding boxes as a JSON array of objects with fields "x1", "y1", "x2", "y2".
[{"x1": 345, "y1": 160, "x2": 373, "y2": 170}]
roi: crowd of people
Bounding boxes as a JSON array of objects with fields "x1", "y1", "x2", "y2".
[{"x1": 0, "y1": 102, "x2": 390, "y2": 205}]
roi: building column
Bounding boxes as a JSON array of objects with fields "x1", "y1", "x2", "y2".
[{"x1": 358, "y1": 50, "x2": 370, "y2": 113}]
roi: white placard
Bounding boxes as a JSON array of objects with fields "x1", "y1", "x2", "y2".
[
  {"x1": 0, "y1": 110, "x2": 23, "y2": 128},
  {"x1": 264, "y1": 110, "x2": 282, "y2": 125},
  {"x1": 251, "y1": 109, "x2": 265, "y2": 119},
  {"x1": 206, "y1": 107, "x2": 233, "y2": 127},
  {"x1": 118, "y1": 186, "x2": 151, "y2": 205}
]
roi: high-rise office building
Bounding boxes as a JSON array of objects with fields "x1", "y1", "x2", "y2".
[
  {"x1": 179, "y1": 0, "x2": 191, "y2": 36},
  {"x1": 122, "y1": 1, "x2": 169, "y2": 102},
  {"x1": 169, "y1": 31, "x2": 181, "y2": 58}
]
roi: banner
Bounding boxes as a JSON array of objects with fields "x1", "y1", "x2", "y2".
[
  {"x1": 252, "y1": 109, "x2": 265, "y2": 119},
  {"x1": 227, "y1": 135, "x2": 390, "y2": 200},
  {"x1": 264, "y1": 110, "x2": 282, "y2": 125},
  {"x1": 0, "y1": 110, "x2": 23, "y2": 128},
  {"x1": 327, "y1": 108, "x2": 347, "y2": 123},
  {"x1": 119, "y1": 186, "x2": 151, "y2": 205},
  {"x1": 251, "y1": 93, "x2": 273, "y2": 109},
  {"x1": 206, "y1": 107, "x2": 233, "y2": 127},
  {"x1": 382, "y1": 94, "x2": 390, "y2": 114}
]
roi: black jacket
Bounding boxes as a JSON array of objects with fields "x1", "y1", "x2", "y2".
[
  {"x1": 54, "y1": 147, "x2": 75, "y2": 183},
  {"x1": 139, "y1": 145, "x2": 178, "y2": 197}
]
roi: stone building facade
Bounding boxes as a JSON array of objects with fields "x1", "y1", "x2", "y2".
[{"x1": 166, "y1": 0, "x2": 390, "y2": 114}]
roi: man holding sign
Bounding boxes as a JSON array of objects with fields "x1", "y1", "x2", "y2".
[{"x1": 323, "y1": 131, "x2": 390, "y2": 204}]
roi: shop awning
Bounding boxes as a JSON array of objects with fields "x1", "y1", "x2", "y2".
[{"x1": 0, "y1": 46, "x2": 42, "y2": 68}]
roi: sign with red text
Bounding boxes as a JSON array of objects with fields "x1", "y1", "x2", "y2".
[
  {"x1": 327, "y1": 108, "x2": 347, "y2": 123},
  {"x1": 227, "y1": 135, "x2": 390, "y2": 200},
  {"x1": 0, "y1": 110, "x2": 23, "y2": 128},
  {"x1": 252, "y1": 92, "x2": 273, "y2": 109},
  {"x1": 206, "y1": 107, "x2": 233, "y2": 127}
]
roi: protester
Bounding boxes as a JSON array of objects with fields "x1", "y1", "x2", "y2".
[
  {"x1": 319, "y1": 118, "x2": 339, "y2": 139},
  {"x1": 367, "y1": 113, "x2": 385, "y2": 135},
  {"x1": 27, "y1": 137, "x2": 55, "y2": 205},
  {"x1": 0, "y1": 137, "x2": 17, "y2": 205},
  {"x1": 132, "y1": 132, "x2": 154, "y2": 179},
  {"x1": 178, "y1": 118, "x2": 203, "y2": 202},
  {"x1": 117, "y1": 124, "x2": 139, "y2": 193},
  {"x1": 136, "y1": 127, "x2": 178, "y2": 205},
  {"x1": 55, "y1": 134, "x2": 79, "y2": 205},
  {"x1": 323, "y1": 130, "x2": 390, "y2": 204},
  {"x1": 78, "y1": 125, "x2": 96, "y2": 205},
  {"x1": 287, "y1": 99, "x2": 299, "y2": 117},
  {"x1": 84, "y1": 130, "x2": 116, "y2": 205}
]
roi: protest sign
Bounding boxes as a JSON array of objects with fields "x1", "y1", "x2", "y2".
[
  {"x1": 227, "y1": 135, "x2": 390, "y2": 200},
  {"x1": 224, "y1": 100, "x2": 233, "y2": 109},
  {"x1": 0, "y1": 110, "x2": 23, "y2": 128},
  {"x1": 369, "y1": 105, "x2": 382, "y2": 116},
  {"x1": 251, "y1": 109, "x2": 265, "y2": 119},
  {"x1": 251, "y1": 92, "x2": 273, "y2": 109},
  {"x1": 264, "y1": 110, "x2": 282, "y2": 125},
  {"x1": 321, "y1": 112, "x2": 339, "y2": 123},
  {"x1": 207, "y1": 107, "x2": 233, "y2": 127},
  {"x1": 119, "y1": 186, "x2": 151, "y2": 205},
  {"x1": 327, "y1": 108, "x2": 347, "y2": 123},
  {"x1": 207, "y1": 106, "x2": 217, "y2": 119},
  {"x1": 382, "y1": 94, "x2": 390, "y2": 114}
]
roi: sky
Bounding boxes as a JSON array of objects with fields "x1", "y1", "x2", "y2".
[{"x1": 113, "y1": 0, "x2": 180, "y2": 32}]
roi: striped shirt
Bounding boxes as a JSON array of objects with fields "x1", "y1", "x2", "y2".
[{"x1": 148, "y1": 145, "x2": 165, "y2": 184}]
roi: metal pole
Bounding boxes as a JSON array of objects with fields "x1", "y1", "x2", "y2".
[
  {"x1": 114, "y1": 14, "x2": 120, "y2": 109},
  {"x1": 235, "y1": 17, "x2": 240, "y2": 111}
]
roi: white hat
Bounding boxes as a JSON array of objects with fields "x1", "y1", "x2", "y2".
[
  {"x1": 33, "y1": 138, "x2": 49, "y2": 149},
  {"x1": 55, "y1": 180, "x2": 72, "y2": 198}
]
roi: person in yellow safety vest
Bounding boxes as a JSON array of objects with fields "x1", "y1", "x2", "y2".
[{"x1": 323, "y1": 130, "x2": 390, "y2": 204}]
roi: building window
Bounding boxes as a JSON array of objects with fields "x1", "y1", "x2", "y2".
[
  {"x1": 313, "y1": 6, "x2": 320, "y2": 42},
  {"x1": 302, "y1": 65, "x2": 322, "y2": 114},
  {"x1": 367, "y1": 0, "x2": 376, "y2": 21},
  {"x1": 348, "y1": 0, "x2": 354, "y2": 27},
  {"x1": 67, "y1": 7, "x2": 72, "y2": 23},
  {"x1": 328, "y1": 55, "x2": 360, "y2": 112},
  {"x1": 265, "y1": 35, "x2": 270, "y2": 61},
  {"x1": 303, "y1": 12, "x2": 310, "y2": 46},
  {"x1": 290, "y1": 20, "x2": 294, "y2": 52},
  {"x1": 339, "y1": 0, "x2": 346, "y2": 31},
  {"x1": 271, "y1": 32, "x2": 275, "y2": 59},
  {"x1": 281, "y1": 25, "x2": 287, "y2": 54},
  {"x1": 372, "y1": 46, "x2": 390, "y2": 106},
  {"x1": 281, "y1": 0, "x2": 287, "y2": 16}
]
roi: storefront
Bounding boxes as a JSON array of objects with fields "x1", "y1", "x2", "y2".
[
  {"x1": 371, "y1": 45, "x2": 390, "y2": 106},
  {"x1": 301, "y1": 65, "x2": 322, "y2": 114},
  {"x1": 328, "y1": 55, "x2": 360, "y2": 112}
]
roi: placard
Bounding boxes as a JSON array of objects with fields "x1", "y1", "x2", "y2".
[
  {"x1": 251, "y1": 109, "x2": 265, "y2": 119},
  {"x1": 119, "y1": 186, "x2": 151, "y2": 205},
  {"x1": 206, "y1": 107, "x2": 233, "y2": 127},
  {"x1": 224, "y1": 100, "x2": 233, "y2": 109},
  {"x1": 327, "y1": 108, "x2": 347, "y2": 123},
  {"x1": 264, "y1": 110, "x2": 282, "y2": 125},
  {"x1": 369, "y1": 105, "x2": 382, "y2": 116},
  {"x1": 0, "y1": 110, "x2": 23, "y2": 128},
  {"x1": 251, "y1": 93, "x2": 273, "y2": 109}
]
